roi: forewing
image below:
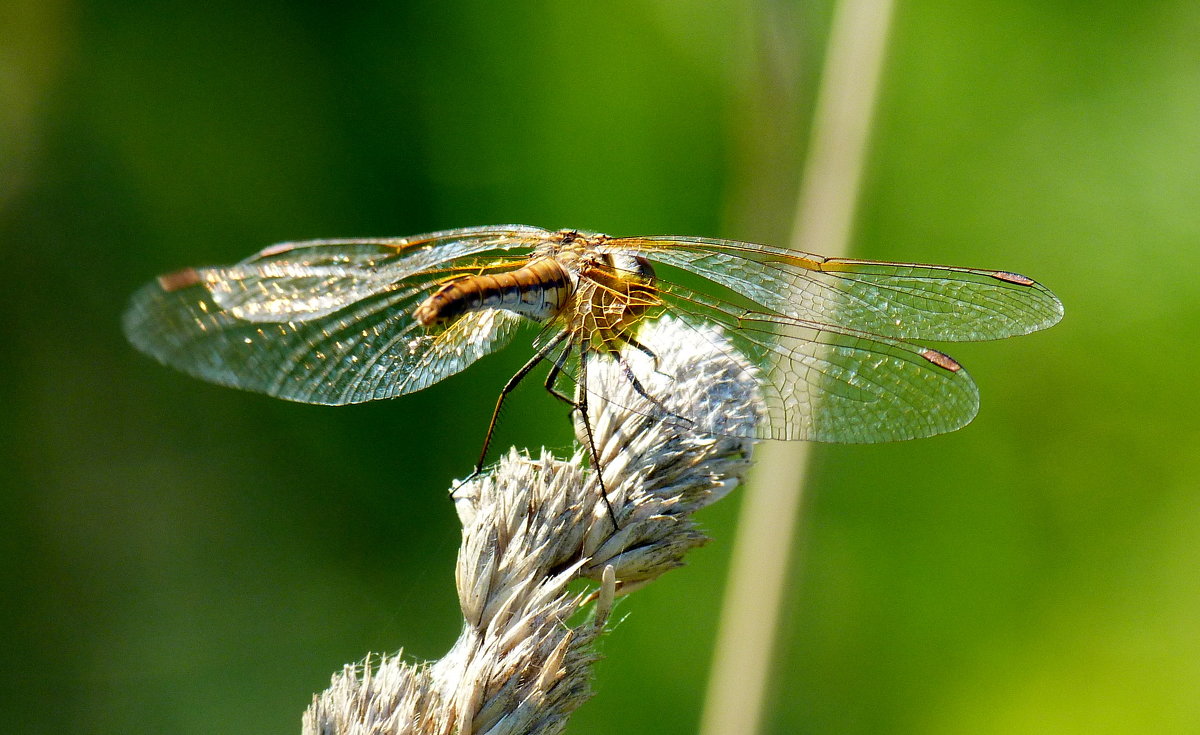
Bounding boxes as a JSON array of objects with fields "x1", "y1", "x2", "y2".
[
  {"x1": 612, "y1": 236, "x2": 1063, "y2": 342},
  {"x1": 124, "y1": 226, "x2": 545, "y2": 404},
  {"x1": 205, "y1": 225, "x2": 547, "y2": 321}
]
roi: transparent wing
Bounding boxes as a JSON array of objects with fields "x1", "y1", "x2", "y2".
[
  {"x1": 123, "y1": 226, "x2": 546, "y2": 404},
  {"x1": 677, "y1": 313, "x2": 975, "y2": 442},
  {"x1": 626, "y1": 280, "x2": 981, "y2": 442},
  {"x1": 611, "y1": 235, "x2": 1064, "y2": 342},
  {"x1": 204, "y1": 224, "x2": 547, "y2": 321}
]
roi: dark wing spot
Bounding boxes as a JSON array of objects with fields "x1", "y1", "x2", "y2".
[
  {"x1": 257, "y1": 241, "x2": 296, "y2": 258},
  {"x1": 157, "y1": 267, "x2": 203, "y2": 292},
  {"x1": 991, "y1": 271, "x2": 1036, "y2": 286},
  {"x1": 921, "y1": 349, "x2": 963, "y2": 372}
]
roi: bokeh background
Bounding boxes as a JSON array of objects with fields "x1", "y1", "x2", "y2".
[{"x1": 3, "y1": 1, "x2": 1198, "y2": 733}]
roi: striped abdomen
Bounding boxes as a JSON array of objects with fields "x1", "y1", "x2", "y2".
[{"x1": 413, "y1": 257, "x2": 574, "y2": 327}]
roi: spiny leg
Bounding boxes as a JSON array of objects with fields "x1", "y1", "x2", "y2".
[
  {"x1": 611, "y1": 352, "x2": 681, "y2": 423},
  {"x1": 574, "y1": 346, "x2": 620, "y2": 530},
  {"x1": 606, "y1": 329, "x2": 692, "y2": 429},
  {"x1": 543, "y1": 334, "x2": 577, "y2": 407},
  {"x1": 540, "y1": 335, "x2": 619, "y2": 531},
  {"x1": 620, "y1": 332, "x2": 663, "y2": 374},
  {"x1": 459, "y1": 328, "x2": 573, "y2": 490}
]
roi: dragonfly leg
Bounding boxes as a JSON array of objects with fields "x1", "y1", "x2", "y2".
[
  {"x1": 575, "y1": 347, "x2": 620, "y2": 531},
  {"x1": 543, "y1": 335, "x2": 576, "y2": 406},
  {"x1": 606, "y1": 331, "x2": 693, "y2": 430},
  {"x1": 620, "y1": 333, "x2": 663, "y2": 376},
  {"x1": 470, "y1": 329, "x2": 572, "y2": 481},
  {"x1": 611, "y1": 352, "x2": 691, "y2": 427}
]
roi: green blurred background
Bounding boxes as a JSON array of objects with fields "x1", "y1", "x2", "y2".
[{"x1": 3, "y1": 1, "x2": 1197, "y2": 733}]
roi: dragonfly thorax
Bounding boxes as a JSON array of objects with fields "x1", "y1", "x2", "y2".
[{"x1": 572, "y1": 251, "x2": 660, "y2": 349}]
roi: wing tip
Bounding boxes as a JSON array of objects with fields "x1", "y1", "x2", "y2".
[{"x1": 995, "y1": 271, "x2": 1066, "y2": 332}]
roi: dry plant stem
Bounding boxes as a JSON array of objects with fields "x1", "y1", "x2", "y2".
[
  {"x1": 303, "y1": 317, "x2": 761, "y2": 735},
  {"x1": 700, "y1": 1, "x2": 896, "y2": 734}
]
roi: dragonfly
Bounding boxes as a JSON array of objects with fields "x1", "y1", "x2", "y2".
[{"x1": 124, "y1": 224, "x2": 1063, "y2": 478}]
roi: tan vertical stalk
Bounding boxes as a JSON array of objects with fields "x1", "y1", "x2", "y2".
[{"x1": 700, "y1": 1, "x2": 896, "y2": 733}]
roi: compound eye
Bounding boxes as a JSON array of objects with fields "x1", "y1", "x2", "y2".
[{"x1": 609, "y1": 253, "x2": 656, "y2": 279}]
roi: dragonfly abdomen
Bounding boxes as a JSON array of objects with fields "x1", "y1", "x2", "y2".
[{"x1": 413, "y1": 257, "x2": 574, "y2": 327}]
